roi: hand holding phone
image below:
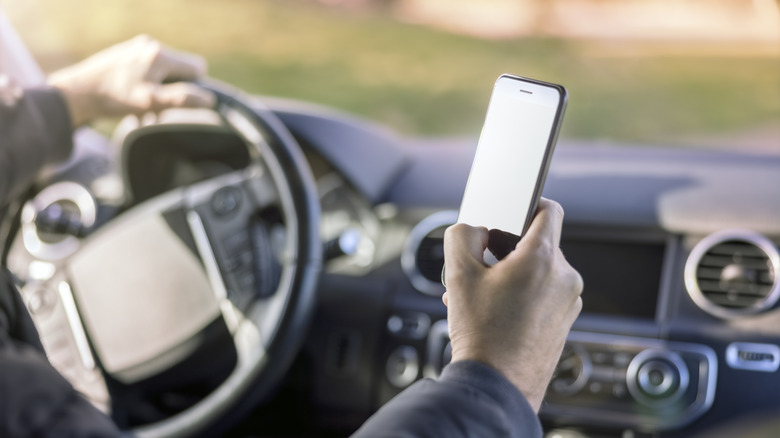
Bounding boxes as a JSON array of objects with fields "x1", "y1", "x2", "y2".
[{"x1": 457, "y1": 74, "x2": 567, "y2": 260}]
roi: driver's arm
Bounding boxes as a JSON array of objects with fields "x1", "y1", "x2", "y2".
[
  {"x1": 0, "y1": 84, "x2": 74, "y2": 204},
  {"x1": 0, "y1": 36, "x2": 212, "y2": 437},
  {"x1": 0, "y1": 35, "x2": 213, "y2": 206},
  {"x1": 352, "y1": 199, "x2": 583, "y2": 437}
]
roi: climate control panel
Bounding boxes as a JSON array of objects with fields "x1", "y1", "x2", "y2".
[{"x1": 543, "y1": 332, "x2": 717, "y2": 432}]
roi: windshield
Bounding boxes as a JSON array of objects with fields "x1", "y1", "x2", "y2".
[{"x1": 4, "y1": 0, "x2": 778, "y2": 150}]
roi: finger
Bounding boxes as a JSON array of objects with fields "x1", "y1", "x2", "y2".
[
  {"x1": 150, "y1": 83, "x2": 216, "y2": 111},
  {"x1": 442, "y1": 292, "x2": 449, "y2": 307},
  {"x1": 148, "y1": 48, "x2": 208, "y2": 83},
  {"x1": 521, "y1": 197, "x2": 564, "y2": 250},
  {"x1": 444, "y1": 223, "x2": 488, "y2": 267},
  {"x1": 443, "y1": 223, "x2": 488, "y2": 285}
]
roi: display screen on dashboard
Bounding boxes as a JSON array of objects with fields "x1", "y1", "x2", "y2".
[{"x1": 559, "y1": 238, "x2": 665, "y2": 320}]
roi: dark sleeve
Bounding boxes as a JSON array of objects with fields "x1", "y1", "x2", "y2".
[
  {"x1": 0, "y1": 84, "x2": 74, "y2": 204},
  {"x1": 0, "y1": 88, "x2": 118, "y2": 436},
  {"x1": 0, "y1": 270, "x2": 120, "y2": 437},
  {"x1": 351, "y1": 360, "x2": 543, "y2": 438}
]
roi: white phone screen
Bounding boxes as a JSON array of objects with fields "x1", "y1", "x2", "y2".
[{"x1": 457, "y1": 75, "x2": 564, "y2": 237}]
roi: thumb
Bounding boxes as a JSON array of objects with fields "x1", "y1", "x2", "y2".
[{"x1": 149, "y1": 82, "x2": 216, "y2": 112}]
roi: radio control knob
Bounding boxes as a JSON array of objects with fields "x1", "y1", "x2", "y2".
[{"x1": 627, "y1": 350, "x2": 689, "y2": 406}]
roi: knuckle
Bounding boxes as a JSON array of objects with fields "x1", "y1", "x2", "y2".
[
  {"x1": 549, "y1": 199, "x2": 565, "y2": 219},
  {"x1": 569, "y1": 268, "x2": 584, "y2": 294},
  {"x1": 133, "y1": 34, "x2": 158, "y2": 49},
  {"x1": 135, "y1": 35, "x2": 163, "y2": 58},
  {"x1": 571, "y1": 296, "x2": 583, "y2": 317},
  {"x1": 533, "y1": 239, "x2": 557, "y2": 263},
  {"x1": 446, "y1": 222, "x2": 471, "y2": 238}
]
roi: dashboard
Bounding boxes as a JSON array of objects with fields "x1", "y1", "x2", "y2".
[
  {"x1": 9, "y1": 98, "x2": 780, "y2": 437},
  {"x1": 268, "y1": 99, "x2": 780, "y2": 437}
]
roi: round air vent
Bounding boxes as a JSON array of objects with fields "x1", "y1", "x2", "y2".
[
  {"x1": 402, "y1": 211, "x2": 457, "y2": 296},
  {"x1": 685, "y1": 230, "x2": 780, "y2": 318}
]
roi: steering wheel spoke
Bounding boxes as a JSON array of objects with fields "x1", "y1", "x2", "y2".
[{"x1": 183, "y1": 166, "x2": 287, "y2": 311}]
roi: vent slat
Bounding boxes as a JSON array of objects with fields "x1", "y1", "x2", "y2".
[
  {"x1": 416, "y1": 235, "x2": 446, "y2": 283},
  {"x1": 703, "y1": 292, "x2": 764, "y2": 308},
  {"x1": 697, "y1": 280, "x2": 771, "y2": 296},
  {"x1": 707, "y1": 243, "x2": 767, "y2": 257},
  {"x1": 695, "y1": 269, "x2": 772, "y2": 284},
  {"x1": 699, "y1": 255, "x2": 770, "y2": 270}
]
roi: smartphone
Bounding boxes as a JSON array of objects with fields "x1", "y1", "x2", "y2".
[{"x1": 457, "y1": 74, "x2": 567, "y2": 260}]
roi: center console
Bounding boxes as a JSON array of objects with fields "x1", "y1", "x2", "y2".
[
  {"x1": 423, "y1": 324, "x2": 717, "y2": 433},
  {"x1": 543, "y1": 331, "x2": 717, "y2": 432}
]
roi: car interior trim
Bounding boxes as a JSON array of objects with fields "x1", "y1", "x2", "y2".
[
  {"x1": 543, "y1": 331, "x2": 717, "y2": 432},
  {"x1": 57, "y1": 281, "x2": 96, "y2": 371},
  {"x1": 684, "y1": 229, "x2": 780, "y2": 319},
  {"x1": 21, "y1": 181, "x2": 96, "y2": 261},
  {"x1": 725, "y1": 342, "x2": 780, "y2": 373},
  {"x1": 401, "y1": 210, "x2": 457, "y2": 296}
]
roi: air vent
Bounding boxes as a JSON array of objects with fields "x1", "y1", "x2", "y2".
[
  {"x1": 685, "y1": 230, "x2": 780, "y2": 319},
  {"x1": 402, "y1": 211, "x2": 457, "y2": 296}
]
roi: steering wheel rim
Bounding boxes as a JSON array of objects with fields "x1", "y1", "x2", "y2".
[
  {"x1": 12, "y1": 80, "x2": 321, "y2": 437},
  {"x1": 129, "y1": 81, "x2": 321, "y2": 436}
]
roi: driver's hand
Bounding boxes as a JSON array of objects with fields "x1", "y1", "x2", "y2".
[
  {"x1": 442, "y1": 198, "x2": 583, "y2": 412},
  {"x1": 48, "y1": 35, "x2": 215, "y2": 127}
]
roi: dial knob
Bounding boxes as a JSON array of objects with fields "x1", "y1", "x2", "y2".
[{"x1": 627, "y1": 350, "x2": 689, "y2": 406}]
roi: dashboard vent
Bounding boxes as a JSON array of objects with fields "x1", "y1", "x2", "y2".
[
  {"x1": 416, "y1": 230, "x2": 447, "y2": 283},
  {"x1": 685, "y1": 230, "x2": 780, "y2": 318},
  {"x1": 402, "y1": 211, "x2": 457, "y2": 296}
]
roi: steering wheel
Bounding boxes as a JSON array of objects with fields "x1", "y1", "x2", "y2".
[{"x1": 11, "y1": 82, "x2": 321, "y2": 436}]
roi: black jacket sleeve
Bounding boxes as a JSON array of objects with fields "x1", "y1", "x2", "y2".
[
  {"x1": 0, "y1": 85, "x2": 120, "y2": 437},
  {"x1": 0, "y1": 84, "x2": 74, "y2": 204},
  {"x1": 351, "y1": 360, "x2": 543, "y2": 438}
]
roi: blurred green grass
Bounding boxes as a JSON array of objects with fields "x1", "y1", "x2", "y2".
[{"x1": 7, "y1": 0, "x2": 779, "y2": 145}]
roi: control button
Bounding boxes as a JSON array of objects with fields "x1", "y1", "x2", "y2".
[
  {"x1": 612, "y1": 383, "x2": 628, "y2": 398},
  {"x1": 211, "y1": 187, "x2": 242, "y2": 216},
  {"x1": 592, "y1": 351, "x2": 609, "y2": 364},
  {"x1": 324, "y1": 228, "x2": 363, "y2": 261},
  {"x1": 27, "y1": 288, "x2": 56, "y2": 316},
  {"x1": 386, "y1": 346, "x2": 420, "y2": 388},
  {"x1": 387, "y1": 316, "x2": 404, "y2": 333},
  {"x1": 224, "y1": 231, "x2": 251, "y2": 253},
  {"x1": 613, "y1": 352, "x2": 632, "y2": 368},
  {"x1": 626, "y1": 350, "x2": 689, "y2": 406},
  {"x1": 550, "y1": 343, "x2": 592, "y2": 396},
  {"x1": 387, "y1": 312, "x2": 431, "y2": 340},
  {"x1": 726, "y1": 342, "x2": 780, "y2": 372},
  {"x1": 638, "y1": 361, "x2": 675, "y2": 396}
]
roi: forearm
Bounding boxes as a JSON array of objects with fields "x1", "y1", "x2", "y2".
[
  {"x1": 0, "y1": 84, "x2": 74, "y2": 204},
  {"x1": 351, "y1": 360, "x2": 542, "y2": 438}
]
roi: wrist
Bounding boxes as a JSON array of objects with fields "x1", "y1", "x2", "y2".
[
  {"x1": 452, "y1": 351, "x2": 548, "y2": 412},
  {"x1": 50, "y1": 85, "x2": 91, "y2": 127},
  {"x1": 48, "y1": 69, "x2": 95, "y2": 127}
]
